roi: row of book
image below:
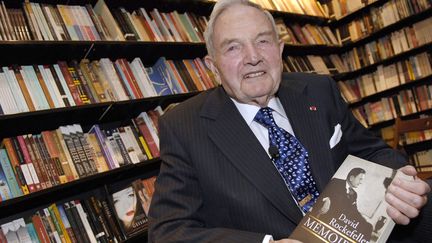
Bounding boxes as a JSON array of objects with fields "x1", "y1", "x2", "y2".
[
  {"x1": 411, "y1": 149, "x2": 432, "y2": 172},
  {"x1": 338, "y1": 51, "x2": 432, "y2": 103},
  {"x1": 0, "y1": 56, "x2": 217, "y2": 115},
  {"x1": 352, "y1": 83, "x2": 432, "y2": 127},
  {"x1": 210, "y1": 0, "x2": 327, "y2": 17},
  {"x1": 0, "y1": 176, "x2": 156, "y2": 243},
  {"x1": 340, "y1": 16, "x2": 432, "y2": 72},
  {"x1": 323, "y1": 0, "x2": 378, "y2": 19},
  {"x1": 276, "y1": 18, "x2": 339, "y2": 46},
  {"x1": 336, "y1": 0, "x2": 431, "y2": 43},
  {"x1": 283, "y1": 54, "x2": 343, "y2": 75},
  {"x1": 0, "y1": 0, "x2": 209, "y2": 42},
  {"x1": 0, "y1": 106, "x2": 163, "y2": 201},
  {"x1": 96, "y1": 0, "x2": 208, "y2": 42}
]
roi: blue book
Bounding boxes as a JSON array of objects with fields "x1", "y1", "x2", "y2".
[
  {"x1": 25, "y1": 220, "x2": 40, "y2": 243},
  {"x1": 147, "y1": 57, "x2": 173, "y2": 96},
  {"x1": 0, "y1": 149, "x2": 22, "y2": 198},
  {"x1": 0, "y1": 156, "x2": 12, "y2": 200},
  {"x1": 154, "y1": 57, "x2": 183, "y2": 94}
]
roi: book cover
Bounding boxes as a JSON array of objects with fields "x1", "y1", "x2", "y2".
[
  {"x1": 290, "y1": 155, "x2": 411, "y2": 243},
  {"x1": 110, "y1": 180, "x2": 149, "y2": 238}
]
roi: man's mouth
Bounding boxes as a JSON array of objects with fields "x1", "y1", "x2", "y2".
[{"x1": 244, "y1": 71, "x2": 266, "y2": 79}]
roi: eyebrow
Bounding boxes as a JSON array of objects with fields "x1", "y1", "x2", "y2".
[{"x1": 218, "y1": 30, "x2": 275, "y2": 49}]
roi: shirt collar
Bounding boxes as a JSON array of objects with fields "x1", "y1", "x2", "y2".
[{"x1": 231, "y1": 97, "x2": 288, "y2": 125}]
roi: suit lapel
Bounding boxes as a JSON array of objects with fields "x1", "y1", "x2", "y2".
[
  {"x1": 277, "y1": 76, "x2": 335, "y2": 191},
  {"x1": 203, "y1": 88, "x2": 303, "y2": 224}
]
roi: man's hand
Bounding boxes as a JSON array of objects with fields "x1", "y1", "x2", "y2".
[
  {"x1": 385, "y1": 165, "x2": 431, "y2": 225},
  {"x1": 270, "y1": 239, "x2": 302, "y2": 243}
]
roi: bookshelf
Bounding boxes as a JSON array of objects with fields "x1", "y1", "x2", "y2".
[{"x1": 0, "y1": 0, "x2": 430, "y2": 242}]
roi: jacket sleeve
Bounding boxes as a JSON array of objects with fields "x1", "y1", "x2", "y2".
[{"x1": 147, "y1": 115, "x2": 265, "y2": 243}]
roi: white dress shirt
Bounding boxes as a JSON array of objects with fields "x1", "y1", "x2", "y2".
[{"x1": 231, "y1": 97, "x2": 300, "y2": 243}]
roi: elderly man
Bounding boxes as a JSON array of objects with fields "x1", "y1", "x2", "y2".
[{"x1": 148, "y1": 0, "x2": 430, "y2": 242}]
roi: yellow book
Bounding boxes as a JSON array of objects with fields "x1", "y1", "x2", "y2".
[
  {"x1": 139, "y1": 136, "x2": 153, "y2": 160},
  {"x1": 49, "y1": 204, "x2": 72, "y2": 243}
]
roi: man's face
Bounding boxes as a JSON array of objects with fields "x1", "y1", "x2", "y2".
[
  {"x1": 350, "y1": 173, "x2": 365, "y2": 188},
  {"x1": 205, "y1": 4, "x2": 284, "y2": 106}
]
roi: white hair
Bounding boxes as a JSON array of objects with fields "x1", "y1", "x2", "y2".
[{"x1": 204, "y1": 0, "x2": 279, "y2": 57}]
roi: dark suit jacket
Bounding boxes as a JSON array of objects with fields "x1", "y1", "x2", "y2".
[{"x1": 148, "y1": 73, "x2": 427, "y2": 242}]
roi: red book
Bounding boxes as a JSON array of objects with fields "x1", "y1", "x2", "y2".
[
  {"x1": 57, "y1": 61, "x2": 83, "y2": 106},
  {"x1": 32, "y1": 214, "x2": 51, "y2": 243},
  {"x1": 134, "y1": 116, "x2": 159, "y2": 158}
]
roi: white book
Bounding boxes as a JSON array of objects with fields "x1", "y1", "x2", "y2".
[
  {"x1": 161, "y1": 12, "x2": 182, "y2": 42},
  {"x1": 132, "y1": 58, "x2": 157, "y2": 97},
  {"x1": 0, "y1": 72, "x2": 18, "y2": 114},
  {"x1": 23, "y1": 66, "x2": 50, "y2": 110},
  {"x1": 13, "y1": 218, "x2": 31, "y2": 243},
  {"x1": 38, "y1": 65, "x2": 61, "y2": 108},
  {"x1": 74, "y1": 201, "x2": 98, "y2": 243},
  {"x1": 53, "y1": 64, "x2": 76, "y2": 106},
  {"x1": 43, "y1": 5, "x2": 64, "y2": 40},
  {"x1": 31, "y1": 2, "x2": 53, "y2": 40},
  {"x1": 57, "y1": 5, "x2": 79, "y2": 40},
  {"x1": 139, "y1": 8, "x2": 163, "y2": 41},
  {"x1": 99, "y1": 58, "x2": 129, "y2": 101},
  {"x1": 129, "y1": 59, "x2": 152, "y2": 97},
  {"x1": 118, "y1": 127, "x2": 140, "y2": 164},
  {"x1": 43, "y1": 66, "x2": 66, "y2": 107},
  {"x1": 139, "y1": 111, "x2": 160, "y2": 149},
  {"x1": 2, "y1": 67, "x2": 28, "y2": 113},
  {"x1": 151, "y1": 8, "x2": 174, "y2": 42},
  {"x1": 94, "y1": 0, "x2": 125, "y2": 41},
  {"x1": 124, "y1": 126, "x2": 147, "y2": 162},
  {"x1": 1, "y1": 221, "x2": 19, "y2": 243},
  {"x1": 18, "y1": 67, "x2": 40, "y2": 110}
]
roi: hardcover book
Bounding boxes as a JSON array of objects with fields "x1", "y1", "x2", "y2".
[
  {"x1": 290, "y1": 155, "x2": 411, "y2": 243},
  {"x1": 110, "y1": 179, "x2": 149, "y2": 238}
]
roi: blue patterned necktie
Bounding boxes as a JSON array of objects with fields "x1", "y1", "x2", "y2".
[{"x1": 254, "y1": 107, "x2": 319, "y2": 213}]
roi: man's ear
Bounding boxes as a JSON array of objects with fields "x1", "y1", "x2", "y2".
[
  {"x1": 204, "y1": 55, "x2": 219, "y2": 77},
  {"x1": 278, "y1": 38, "x2": 284, "y2": 57}
]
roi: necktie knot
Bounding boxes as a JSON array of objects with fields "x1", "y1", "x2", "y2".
[{"x1": 254, "y1": 107, "x2": 276, "y2": 129}]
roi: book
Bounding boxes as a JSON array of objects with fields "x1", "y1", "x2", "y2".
[
  {"x1": 290, "y1": 155, "x2": 412, "y2": 243},
  {"x1": 110, "y1": 179, "x2": 148, "y2": 238}
]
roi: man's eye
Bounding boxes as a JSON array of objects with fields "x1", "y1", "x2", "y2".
[{"x1": 227, "y1": 46, "x2": 236, "y2": 52}]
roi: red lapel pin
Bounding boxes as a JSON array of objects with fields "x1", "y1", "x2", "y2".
[{"x1": 309, "y1": 106, "x2": 317, "y2": 111}]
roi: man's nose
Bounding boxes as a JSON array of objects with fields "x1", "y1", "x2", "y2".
[{"x1": 244, "y1": 44, "x2": 262, "y2": 65}]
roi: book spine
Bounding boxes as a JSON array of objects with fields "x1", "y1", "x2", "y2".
[
  {"x1": 63, "y1": 202, "x2": 85, "y2": 243},
  {"x1": 74, "y1": 125, "x2": 98, "y2": 175},
  {"x1": 60, "y1": 127, "x2": 87, "y2": 178},
  {"x1": 48, "y1": 203, "x2": 72, "y2": 243},
  {"x1": 33, "y1": 134, "x2": 60, "y2": 186},
  {"x1": 69, "y1": 126, "x2": 95, "y2": 176},
  {"x1": 0, "y1": 148, "x2": 22, "y2": 198},
  {"x1": 11, "y1": 137, "x2": 37, "y2": 193},
  {"x1": 23, "y1": 134, "x2": 49, "y2": 189},
  {"x1": 57, "y1": 204, "x2": 78, "y2": 243},
  {"x1": 37, "y1": 134, "x2": 67, "y2": 184},
  {"x1": 2, "y1": 138, "x2": 29, "y2": 195},
  {"x1": 81, "y1": 198, "x2": 109, "y2": 243},
  {"x1": 74, "y1": 200, "x2": 97, "y2": 243},
  {"x1": 31, "y1": 214, "x2": 50, "y2": 243}
]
